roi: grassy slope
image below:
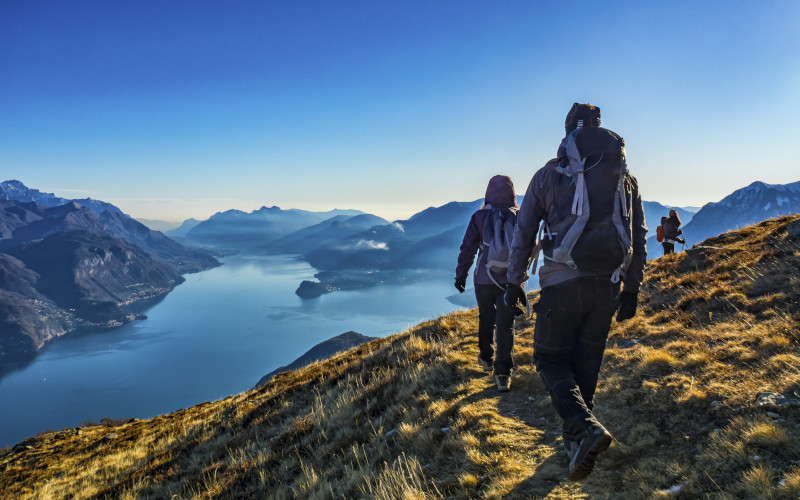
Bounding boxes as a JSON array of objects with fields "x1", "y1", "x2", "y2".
[{"x1": 2, "y1": 216, "x2": 800, "y2": 499}]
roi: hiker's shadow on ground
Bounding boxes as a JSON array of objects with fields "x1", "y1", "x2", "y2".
[
  {"x1": 466, "y1": 377, "x2": 568, "y2": 499},
  {"x1": 505, "y1": 452, "x2": 565, "y2": 499},
  {"x1": 497, "y1": 389, "x2": 565, "y2": 499}
]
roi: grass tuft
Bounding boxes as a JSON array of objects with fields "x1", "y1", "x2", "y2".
[{"x1": 638, "y1": 349, "x2": 681, "y2": 375}]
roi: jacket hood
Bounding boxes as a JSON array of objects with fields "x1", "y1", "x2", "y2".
[{"x1": 485, "y1": 175, "x2": 517, "y2": 207}]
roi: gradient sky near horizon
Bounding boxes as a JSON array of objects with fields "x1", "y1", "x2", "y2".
[{"x1": 2, "y1": 1, "x2": 799, "y2": 223}]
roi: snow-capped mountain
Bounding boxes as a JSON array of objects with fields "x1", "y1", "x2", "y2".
[
  {"x1": 0, "y1": 180, "x2": 124, "y2": 216},
  {"x1": 683, "y1": 180, "x2": 800, "y2": 247},
  {"x1": 0, "y1": 180, "x2": 68, "y2": 206}
]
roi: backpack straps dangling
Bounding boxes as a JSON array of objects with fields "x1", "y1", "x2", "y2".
[
  {"x1": 610, "y1": 152, "x2": 632, "y2": 284},
  {"x1": 564, "y1": 130, "x2": 587, "y2": 216},
  {"x1": 530, "y1": 220, "x2": 553, "y2": 272}
]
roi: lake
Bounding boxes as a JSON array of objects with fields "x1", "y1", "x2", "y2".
[{"x1": 0, "y1": 255, "x2": 473, "y2": 447}]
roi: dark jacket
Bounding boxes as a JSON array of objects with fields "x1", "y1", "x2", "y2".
[
  {"x1": 662, "y1": 216, "x2": 683, "y2": 241},
  {"x1": 456, "y1": 175, "x2": 517, "y2": 286},
  {"x1": 506, "y1": 128, "x2": 647, "y2": 293}
]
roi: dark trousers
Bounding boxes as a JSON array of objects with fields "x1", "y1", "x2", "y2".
[
  {"x1": 475, "y1": 284, "x2": 515, "y2": 376},
  {"x1": 662, "y1": 242, "x2": 675, "y2": 255},
  {"x1": 532, "y1": 277, "x2": 620, "y2": 441}
]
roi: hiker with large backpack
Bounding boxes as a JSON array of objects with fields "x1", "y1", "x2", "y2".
[
  {"x1": 455, "y1": 175, "x2": 518, "y2": 392},
  {"x1": 504, "y1": 103, "x2": 647, "y2": 481},
  {"x1": 657, "y1": 209, "x2": 685, "y2": 255}
]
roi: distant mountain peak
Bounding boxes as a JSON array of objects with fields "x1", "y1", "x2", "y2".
[
  {"x1": 1, "y1": 179, "x2": 28, "y2": 189},
  {"x1": 0, "y1": 180, "x2": 124, "y2": 218},
  {"x1": 1, "y1": 180, "x2": 70, "y2": 207}
]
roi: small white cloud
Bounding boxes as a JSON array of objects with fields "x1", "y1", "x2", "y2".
[
  {"x1": 392, "y1": 222, "x2": 405, "y2": 232},
  {"x1": 343, "y1": 239, "x2": 389, "y2": 251}
]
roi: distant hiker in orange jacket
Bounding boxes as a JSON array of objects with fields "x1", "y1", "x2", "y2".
[
  {"x1": 504, "y1": 103, "x2": 647, "y2": 481},
  {"x1": 455, "y1": 175, "x2": 518, "y2": 392}
]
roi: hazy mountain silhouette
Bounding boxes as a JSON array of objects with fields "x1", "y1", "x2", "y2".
[
  {"x1": 184, "y1": 206, "x2": 364, "y2": 250},
  {"x1": 164, "y1": 218, "x2": 202, "y2": 238},
  {"x1": 260, "y1": 213, "x2": 388, "y2": 255},
  {"x1": 135, "y1": 219, "x2": 182, "y2": 232}
]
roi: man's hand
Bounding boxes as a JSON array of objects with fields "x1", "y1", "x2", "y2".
[
  {"x1": 616, "y1": 291, "x2": 638, "y2": 321},
  {"x1": 504, "y1": 283, "x2": 527, "y2": 316},
  {"x1": 454, "y1": 277, "x2": 466, "y2": 294}
]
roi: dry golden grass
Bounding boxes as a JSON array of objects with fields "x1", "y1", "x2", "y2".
[{"x1": 2, "y1": 215, "x2": 800, "y2": 499}]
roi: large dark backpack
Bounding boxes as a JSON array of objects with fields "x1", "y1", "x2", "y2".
[
  {"x1": 538, "y1": 126, "x2": 634, "y2": 280},
  {"x1": 662, "y1": 217, "x2": 680, "y2": 239},
  {"x1": 481, "y1": 205, "x2": 518, "y2": 289}
]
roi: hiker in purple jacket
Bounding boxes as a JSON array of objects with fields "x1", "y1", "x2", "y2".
[
  {"x1": 455, "y1": 175, "x2": 518, "y2": 392},
  {"x1": 504, "y1": 103, "x2": 647, "y2": 481}
]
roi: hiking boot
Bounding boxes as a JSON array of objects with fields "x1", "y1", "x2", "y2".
[
  {"x1": 478, "y1": 356, "x2": 493, "y2": 372},
  {"x1": 568, "y1": 427, "x2": 613, "y2": 481},
  {"x1": 495, "y1": 375, "x2": 510, "y2": 392},
  {"x1": 563, "y1": 439, "x2": 579, "y2": 461}
]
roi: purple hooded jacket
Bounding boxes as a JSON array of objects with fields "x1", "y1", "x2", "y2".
[{"x1": 455, "y1": 175, "x2": 518, "y2": 286}]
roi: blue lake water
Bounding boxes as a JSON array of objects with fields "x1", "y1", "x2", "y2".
[{"x1": 0, "y1": 255, "x2": 472, "y2": 446}]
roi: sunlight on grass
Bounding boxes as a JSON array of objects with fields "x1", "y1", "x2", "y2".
[
  {"x1": 638, "y1": 349, "x2": 681, "y2": 375},
  {"x1": 741, "y1": 464, "x2": 774, "y2": 500},
  {"x1": 742, "y1": 421, "x2": 793, "y2": 455}
]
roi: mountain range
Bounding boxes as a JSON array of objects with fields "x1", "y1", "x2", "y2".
[
  {"x1": 0, "y1": 181, "x2": 220, "y2": 367},
  {"x1": 684, "y1": 180, "x2": 800, "y2": 243},
  {"x1": 4, "y1": 177, "x2": 798, "y2": 359},
  {"x1": 181, "y1": 206, "x2": 365, "y2": 250},
  {"x1": 172, "y1": 181, "x2": 800, "y2": 297},
  {"x1": 3, "y1": 214, "x2": 798, "y2": 498},
  {"x1": 646, "y1": 180, "x2": 800, "y2": 257}
]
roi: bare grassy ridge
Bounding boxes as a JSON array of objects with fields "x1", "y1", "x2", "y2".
[{"x1": 2, "y1": 215, "x2": 800, "y2": 499}]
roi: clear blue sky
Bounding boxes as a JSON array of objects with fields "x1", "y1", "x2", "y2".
[{"x1": 2, "y1": 1, "x2": 798, "y2": 222}]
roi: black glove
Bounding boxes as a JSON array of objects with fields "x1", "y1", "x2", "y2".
[
  {"x1": 616, "y1": 291, "x2": 638, "y2": 322},
  {"x1": 454, "y1": 277, "x2": 466, "y2": 294},
  {"x1": 504, "y1": 283, "x2": 527, "y2": 316},
  {"x1": 677, "y1": 237, "x2": 686, "y2": 244}
]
